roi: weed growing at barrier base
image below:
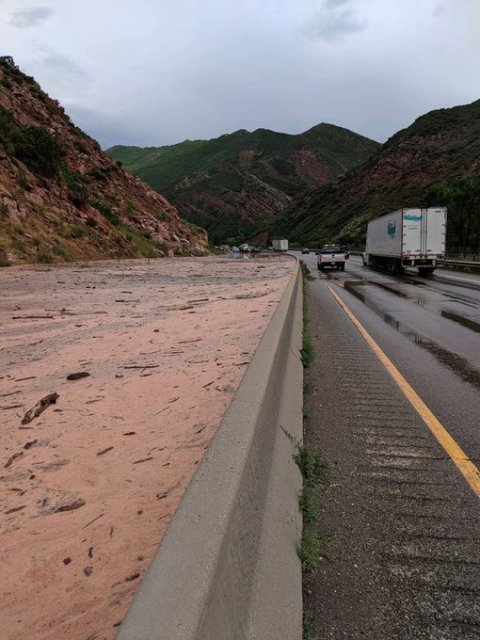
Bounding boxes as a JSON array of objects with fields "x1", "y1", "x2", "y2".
[
  {"x1": 295, "y1": 444, "x2": 328, "y2": 574},
  {"x1": 300, "y1": 261, "x2": 314, "y2": 368},
  {"x1": 301, "y1": 260, "x2": 315, "y2": 281},
  {"x1": 300, "y1": 259, "x2": 329, "y2": 639},
  {"x1": 303, "y1": 614, "x2": 325, "y2": 640},
  {"x1": 301, "y1": 332, "x2": 314, "y2": 368},
  {"x1": 303, "y1": 382, "x2": 313, "y2": 395}
]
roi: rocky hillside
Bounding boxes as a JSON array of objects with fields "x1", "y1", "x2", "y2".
[
  {"x1": 0, "y1": 57, "x2": 207, "y2": 266},
  {"x1": 108, "y1": 125, "x2": 379, "y2": 244},
  {"x1": 271, "y1": 99, "x2": 480, "y2": 252}
]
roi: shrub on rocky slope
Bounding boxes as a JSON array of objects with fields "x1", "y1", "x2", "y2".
[{"x1": 0, "y1": 57, "x2": 207, "y2": 265}]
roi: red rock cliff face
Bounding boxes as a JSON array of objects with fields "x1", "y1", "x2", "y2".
[{"x1": 0, "y1": 58, "x2": 207, "y2": 265}]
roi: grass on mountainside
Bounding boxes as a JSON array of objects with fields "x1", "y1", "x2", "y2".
[
  {"x1": 108, "y1": 123, "x2": 379, "y2": 245},
  {"x1": 108, "y1": 124, "x2": 379, "y2": 194}
]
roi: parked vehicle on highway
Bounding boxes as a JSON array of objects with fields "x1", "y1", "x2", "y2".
[
  {"x1": 272, "y1": 239, "x2": 288, "y2": 252},
  {"x1": 363, "y1": 207, "x2": 446, "y2": 274},
  {"x1": 317, "y1": 245, "x2": 347, "y2": 271}
]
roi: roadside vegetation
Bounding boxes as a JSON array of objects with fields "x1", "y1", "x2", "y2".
[
  {"x1": 303, "y1": 615, "x2": 325, "y2": 640},
  {"x1": 425, "y1": 176, "x2": 480, "y2": 256},
  {"x1": 299, "y1": 261, "x2": 329, "y2": 640},
  {"x1": 295, "y1": 443, "x2": 327, "y2": 573},
  {"x1": 300, "y1": 261, "x2": 315, "y2": 368}
]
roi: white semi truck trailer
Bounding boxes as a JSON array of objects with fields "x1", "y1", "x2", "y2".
[
  {"x1": 272, "y1": 239, "x2": 288, "y2": 251},
  {"x1": 363, "y1": 207, "x2": 446, "y2": 274}
]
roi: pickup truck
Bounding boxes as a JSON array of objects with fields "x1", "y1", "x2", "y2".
[{"x1": 317, "y1": 245, "x2": 348, "y2": 271}]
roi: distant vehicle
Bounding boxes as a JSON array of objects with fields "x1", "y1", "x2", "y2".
[
  {"x1": 317, "y1": 245, "x2": 347, "y2": 271},
  {"x1": 272, "y1": 239, "x2": 288, "y2": 252},
  {"x1": 301, "y1": 248, "x2": 310, "y2": 254},
  {"x1": 239, "y1": 243, "x2": 251, "y2": 252},
  {"x1": 363, "y1": 207, "x2": 446, "y2": 274}
]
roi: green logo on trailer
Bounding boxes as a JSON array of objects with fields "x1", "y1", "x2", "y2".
[{"x1": 388, "y1": 220, "x2": 396, "y2": 237}]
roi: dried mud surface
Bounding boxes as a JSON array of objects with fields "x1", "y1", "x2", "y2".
[{"x1": 0, "y1": 255, "x2": 293, "y2": 640}]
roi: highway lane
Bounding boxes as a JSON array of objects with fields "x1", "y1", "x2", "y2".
[
  {"x1": 300, "y1": 251, "x2": 480, "y2": 462},
  {"x1": 294, "y1": 251, "x2": 480, "y2": 639}
]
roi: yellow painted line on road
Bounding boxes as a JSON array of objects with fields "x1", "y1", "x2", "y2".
[{"x1": 327, "y1": 284, "x2": 480, "y2": 499}]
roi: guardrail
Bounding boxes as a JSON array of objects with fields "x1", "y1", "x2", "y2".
[
  {"x1": 438, "y1": 259, "x2": 480, "y2": 270},
  {"x1": 349, "y1": 253, "x2": 480, "y2": 271}
]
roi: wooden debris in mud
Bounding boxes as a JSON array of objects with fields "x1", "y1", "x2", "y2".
[
  {"x1": 123, "y1": 364, "x2": 159, "y2": 370},
  {"x1": 21, "y1": 392, "x2": 59, "y2": 425},
  {"x1": 125, "y1": 572, "x2": 140, "y2": 582},
  {"x1": 12, "y1": 315, "x2": 54, "y2": 320},
  {"x1": 82, "y1": 513, "x2": 105, "y2": 529},
  {"x1": 97, "y1": 446, "x2": 113, "y2": 456},
  {"x1": 5, "y1": 505, "x2": 26, "y2": 514},
  {"x1": 4, "y1": 451, "x2": 24, "y2": 468},
  {"x1": 55, "y1": 499, "x2": 86, "y2": 513},
  {"x1": 67, "y1": 372, "x2": 90, "y2": 381}
]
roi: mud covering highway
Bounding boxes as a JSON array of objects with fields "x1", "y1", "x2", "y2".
[
  {"x1": 298, "y1": 252, "x2": 480, "y2": 639},
  {"x1": 0, "y1": 255, "x2": 293, "y2": 640}
]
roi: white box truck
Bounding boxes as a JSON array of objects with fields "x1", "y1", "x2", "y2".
[
  {"x1": 272, "y1": 239, "x2": 288, "y2": 252},
  {"x1": 362, "y1": 207, "x2": 446, "y2": 274}
]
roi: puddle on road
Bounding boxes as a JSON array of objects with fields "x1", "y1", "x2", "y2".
[
  {"x1": 442, "y1": 295, "x2": 478, "y2": 309},
  {"x1": 344, "y1": 279, "x2": 480, "y2": 336},
  {"x1": 383, "y1": 313, "x2": 425, "y2": 344},
  {"x1": 420, "y1": 343, "x2": 480, "y2": 390},
  {"x1": 343, "y1": 280, "x2": 480, "y2": 391},
  {"x1": 441, "y1": 310, "x2": 480, "y2": 333}
]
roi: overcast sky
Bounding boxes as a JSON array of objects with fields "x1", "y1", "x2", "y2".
[{"x1": 1, "y1": 0, "x2": 479, "y2": 148}]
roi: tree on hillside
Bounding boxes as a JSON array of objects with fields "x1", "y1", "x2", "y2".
[{"x1": 425, "y1": 177, "x2": 480, "y2": 256}]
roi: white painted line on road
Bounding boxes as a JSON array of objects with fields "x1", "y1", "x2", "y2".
[{"x1": 327, "y1": 284, "x2": 480, "y2": 500}]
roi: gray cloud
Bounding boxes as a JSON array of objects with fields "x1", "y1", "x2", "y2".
[
  {"x1": 325, "y1": 0, "x2": 351, "y2": 8},
  {"x1": 433, "y1": 3, "x2": 447, "y2": 17},
  {"x1": 36, "y1": 50, "x2": 89, "y2": 81},
  {"x1": 66, "y1": 105, "x2": 155, "y2": 150},
  {"x1": 11, "y1": 6, "x2": 54, "y2": 28},
  {"x1": 1, "y1": 1, "x2": 478, "y2": 150},
  {"x1": 27, "y1": 49, "x2": 90, "y2": 99},
  {"x1": 305, "y1": 1, "x2": 366, "y2": 42}
]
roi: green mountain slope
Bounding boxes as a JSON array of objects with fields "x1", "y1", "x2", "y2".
[
  {"x1": 108, "y1": 124, "x2": 379, "y2": 243},
  {"x1": 271, "y1": 100, "x2": 480, "y2": 253}
]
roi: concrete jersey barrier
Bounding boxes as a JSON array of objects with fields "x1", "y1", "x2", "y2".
[{"x1": 118, "y1": 260, "x2": 304, "y2": 640}]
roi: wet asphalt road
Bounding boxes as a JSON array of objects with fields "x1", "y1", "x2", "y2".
[{"x1": 295, "y1": 252, "x2": 480, "y2": 639}]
